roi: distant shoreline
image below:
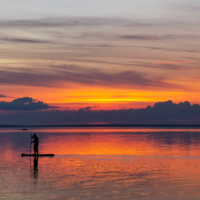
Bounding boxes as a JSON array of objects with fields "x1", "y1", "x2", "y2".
[{"x1": 1, "y1": 124, "x2": 200, "y2": 128}]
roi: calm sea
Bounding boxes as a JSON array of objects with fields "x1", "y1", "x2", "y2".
[{"x1": 1, "y1": 127, "x2": 200, "y2": 200}]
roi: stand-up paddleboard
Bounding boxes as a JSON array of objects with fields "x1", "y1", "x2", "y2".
[{"x1": 21, "y1": 153, "x2": 54, "y2": 157}]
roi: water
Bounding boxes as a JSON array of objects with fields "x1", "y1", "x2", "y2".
[{"x1": 1, "y1": 128, "x2": 200, "y2": 200}]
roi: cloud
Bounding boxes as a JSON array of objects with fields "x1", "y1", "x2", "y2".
[
  {"x1": 0, "y1": 65, "x2": 182, "y2": 89},
  {"x1": 153, "y1": 63, "x2": 181, "y2": 70},
  {"x1": 0, "y1": 37, "x2": 49, "y2": 44},
  {"x1": 121, "y1": 34, "x2": 200, "y2": 40},
  {"x1": 0, "y1": 68, "x2": 57, "y2": 87},
  {"x1": 0, "y1": 17, "x2": 199, "y2": 49},
  {"x1": 0, "y1": 100, "x2": 200, "y2": 125},
  {"x1": 153, "y1": 61, "x2": 193, "y2": 70},
  {"x1": 0, "y1": 97, "x2": 56, "y2": 111},
  {"x1": 155, "y1": 61, "x2": 193, "y2": 64},
  {"x1": 0, "y1": 16, "x2": 199, "y2": 46},
  {"x1": 0, "y1": 94, "x2": 6, "y2": 98},
  {"x1": 0, "y1": 17, "x2": 151, "y2": 29},
  {"x1": 78, "y1": 106, "x2": 93, "y2": 112}
]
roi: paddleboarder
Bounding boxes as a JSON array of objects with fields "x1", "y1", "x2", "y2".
[{"x1": 31, "y1": 134, "x2": 39, "y2": 156}]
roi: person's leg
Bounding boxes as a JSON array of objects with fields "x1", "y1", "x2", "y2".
[
  {"x1": 34, "y1": 145, "x2": 36, "y2": 155},
  {"x1": 36, "y1": 145, "x2": 39, "y2": 156}
]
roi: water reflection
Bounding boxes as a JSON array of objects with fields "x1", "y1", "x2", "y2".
[
  {"x1": 1, "y1": 128, "x2": 200, "y2": 200},
  {"x1": 33, "y1": 157, "x2": 38, "y2": 180},
  {"x1": 34, "y1": 129, "x2": 200, "y2": 157},
  {"x1": 2, "y1": 128, "x2": 200, "y2": 158},
  {"x1": 29, "y1": 156, "x2": 39, "y2": 181}
]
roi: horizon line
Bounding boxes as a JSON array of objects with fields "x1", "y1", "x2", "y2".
[{"x1": 1, "y1": 124, "x2": 200, "y2": 128}]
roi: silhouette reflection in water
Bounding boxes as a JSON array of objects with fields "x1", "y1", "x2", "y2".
[{"x1": 33, "y1": 156, "x2": 38, "y2": 180}]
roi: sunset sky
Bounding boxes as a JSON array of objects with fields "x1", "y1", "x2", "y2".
[{"x1": 1, "y1": 0, "x2": 200, "y2": 114}]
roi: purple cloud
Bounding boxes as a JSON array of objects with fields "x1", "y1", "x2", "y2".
[
  {"x1": 0, "y1": 100, "x2": 200, "y2": 125},
  {"x1": 121, "y1": 34, "x2": 199, "y2": 40},
  {"x1": 0, "y1": 97, "x2": 56, "y2": 111},
  {"x1": 0, "y1": 65, "x2": 182, "y2": 89},
  {"x1": 0, "y1": 37, "x2": 49, "y2": 43}
]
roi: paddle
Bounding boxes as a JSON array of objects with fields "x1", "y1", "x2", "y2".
[
  {"x1": 29, "y1": 135, "x2": 32, "y2": 170},
  {"x1": 29, "y1": 134, "x2": 32, "y2": 155}
]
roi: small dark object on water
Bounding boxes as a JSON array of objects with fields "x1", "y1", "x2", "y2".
[
  {"x1": 22, "y1": 128, "x2": 28, "y2": 131},
  {"x1": 21, "y1": 153, "x2": 54, "y2": 157}
]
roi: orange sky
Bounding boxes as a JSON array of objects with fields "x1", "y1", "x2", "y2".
[
  {"x1": 1, "y1": 1, "x2": 200, "y2": 110},
  {"x1": 1, "y1": 80, "x2": 200, "y2": 110}
]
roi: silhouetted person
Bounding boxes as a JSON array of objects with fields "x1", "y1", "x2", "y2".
[{"x1": 31, "y1": 134, "x2": 39, "y2": 156}]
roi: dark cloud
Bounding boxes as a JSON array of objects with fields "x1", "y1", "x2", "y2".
[
  {"x1": 69, "y1": 42, "x2": 198, "y2": 53},
  {"x1": 0, "y1": 17, "x2": 150, "y2": 29},
  {"x1": 78, "y1": 106, "x2": 93, "y2": 112},
  {"x1": 154, "y1": 63, "x2": 182, "y2": 70},
  {"x1": 0, "y1": 94, "x2": 6, "y2": 97},
  {"x1": 0, "y1": 97, "x2": 55, "y2": 111},
  {"x1": 0, "y1": 100, "x2": 200, "y2": 125},
  {"x1": 0, "y1": 37, "x2": 49, "y2": 44},
  {"x1": 121, "y1": 34, "x2": 200, "y2": 40},
  {"x1": 58, "y1": 56, "x2": 195, "y2": 71},
  {"x1": 63, "y1": 58, "x2": 135, "y2": 68},
  {"x1": 0, "y1": 16, "x2": 190, "y2": 32},
  {"x1": 122, "y1": 35, "x2": 159, "y2": 40},
  {"x1": 0, "y1": 65, "x2": 182, "y2": 89},
  {"x1": 0, "y1": 68, "x2": 57, "y2": 87}
]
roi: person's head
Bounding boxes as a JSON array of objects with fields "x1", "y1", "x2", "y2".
[{"x1": 34, "y1": 134, "x2": 36, "y2": 137}]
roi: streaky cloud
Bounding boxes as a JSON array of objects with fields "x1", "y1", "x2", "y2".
[
  {"x1": 0, "y1": 97, "x2": 56, "y2": 111},
  {"x1": 121, "y1": 34, "x2": 200, "y2": 40},
  {"x1": 0, "y1": 37, "x2": 49, "y2": 44},
  {"x1": 0, "y1": 16, "x2": 190, "y2": 29},
  {"x1": 0, "y1": 65, "x2": 182, "y2": 89},
  {"x1": 155, "y1": 61, "x2": 193, "y2": 64},
  {"x1": 0, "y1": 68, "x2": 57, "y2": 87},
  {"x1": 152, "y1": 63, "x2": 182, "y2": 70},
  {"x1": 0, "y1": 94, "x2": 6, "y2": 98},
  {"x1": 0, "y1": 17, "x2": 141, "y2": 28}
]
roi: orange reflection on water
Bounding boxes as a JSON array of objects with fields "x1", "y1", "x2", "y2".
[
  {"x1": 37, "y1": 128, "x2": 200, "y2": 157},
  {"x1": 32, "y1": 127, "x2": 200, "y2": 133},
  {"x1": 2, "y1": 128, "x2": 200, "y2": 199}
]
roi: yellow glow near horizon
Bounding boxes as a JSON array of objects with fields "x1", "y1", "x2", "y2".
[{"x1": 1, "y1": 82, "x2": 200, "y2": 110}]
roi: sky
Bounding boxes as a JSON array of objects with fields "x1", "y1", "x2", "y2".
[{"x1": 0, "y1": 0, "x2": 200, "y2": 124}]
